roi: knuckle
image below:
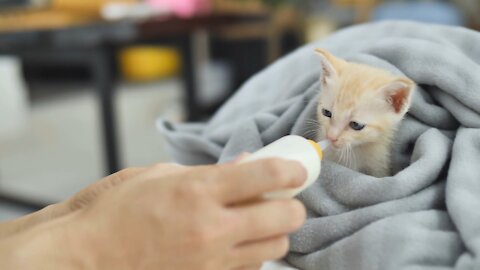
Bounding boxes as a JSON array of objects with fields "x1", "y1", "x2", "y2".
[
  {"x1": 187, "y1": 213, "x2": 233, "y2": 249},
  {"x1": 212, "y1": 212, "x2": 238, "y2": 238},
  {"x1": 152, "y1": 162, "x2": 167, "y2": 170},
  {"x1": 264, "y1": 159, "x2": 288, "y2": 183},
  {"x1": 111, "y1": 168, "x2": 140, "y2": 185},
  {"x1": 118, "y1": 167, "x2": 136, "y2": 176},
  {"x1": 201, "y1": 165, "x2": 224, "y2": 187},
  {"x1": 290, "y1": 161, "x2": 307, "y2": 184},
  {"x1": 67, "y1": 195, "x2": 90, "y2": 212},
  {"x1": 175, "y1": 179, "x2": 205, "y2": 199},
  {"x1": 188, "y1": 225, "x2": 215, "y2": 248},
  {"x1": 223, "y1": 212, "x2": 242, "y2": 231},
  {"x1": 146, "y1": 163, "x2": 173, "y2": 178},
  {"x1": 234, "y1": 211, "x2": 253, "y2": 233},
  {"x1": 150, "y1": 163, "x2": 183, "y2": 174}
]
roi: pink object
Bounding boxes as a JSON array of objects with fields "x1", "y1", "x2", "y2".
[{"x1": 147, "y1": 0, "x2": 211, "y2": 18}]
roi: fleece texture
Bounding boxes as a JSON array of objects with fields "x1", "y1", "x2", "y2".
[{"x1": 158, "y1": 21, "x2": 480, "y2": 270}]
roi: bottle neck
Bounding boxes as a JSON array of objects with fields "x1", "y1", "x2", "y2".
[{"x1": 307, "y1": 140, "x2": 323, "y2": 160}]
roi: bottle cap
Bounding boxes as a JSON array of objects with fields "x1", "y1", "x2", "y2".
[{"x1": 307, "y1": 140, "x2": 324, "y2": 160}]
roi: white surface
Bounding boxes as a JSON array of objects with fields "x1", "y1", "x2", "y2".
[
  {"x1": 102, "y1": 3, "x2": 169, "y2": 20},
  {"x1": 241, "y1": 135, "x2": 322, "y2": 199},
  {"x1": 0, "y1": 57, "x2": 29, "y2": 142},
  {"x1": 262, "y1": 261, "x2": 299, "y2": 270}
]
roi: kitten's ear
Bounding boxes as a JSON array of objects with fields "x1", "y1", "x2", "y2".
[
  {"x1": 381, "y1": 78, "x2": 415, "y2": 115},
  {"x1": 315, "y1": 48, "x2": 339, "y2": 86}
]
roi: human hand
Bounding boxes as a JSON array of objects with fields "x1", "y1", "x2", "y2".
[
  {"x1": 0, "y1": 164, "x2": 184, "y2": 241},
  {"x1": 61, "y1": 159, "x2": 307, "y2": 270},
  {"x1": 60, "y1": 163, "x2": 188, "y2": 214}
]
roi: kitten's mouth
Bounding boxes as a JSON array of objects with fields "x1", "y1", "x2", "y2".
[
  {"x1": 329, "y1": 141, "x2": 351, "y2": 150},
  {"x1": 329, "y1": 141, "x2": 342, "y2": 149}
]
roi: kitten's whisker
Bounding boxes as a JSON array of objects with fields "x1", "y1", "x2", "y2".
[
  {"x1": 345, "y1": 145, "x2": 351, "y2": 169},
  {"x1": 348, "y1": 145, "x2": 354, "y2": 169},
  {"x1": 349, "y1": 144, "x2": 357, "y2": 170},
  {"x1": 305, "y1": 118, "x2": 320, "y2": 125},
  {"x1": 302, "y1": 119, "x2": 321, "y2": 139},
  {"x1": 342, "y1": 144, "x2": 352, "y2": 170},
  {"x1": 344, "y1": 146, "x2": 349, "y2": 169},
  {"x1": 336, "y1": 148, "x2": 341, "y2": 165},
  {"x1": 303, "y1": 127, "x2": 318, "y2": 135},
  {"x1": 304, "y1": 120, "x2": 320, "y2": 128},
  {"x1": 339, "y1": 147, "x2": 347, "y2": 167},
  {"x1": 302, "y1": 128, "x2": 319, "y2": 139},
  {"x1": 351, "y1": 146, "x2": 355, "y2": 169}
]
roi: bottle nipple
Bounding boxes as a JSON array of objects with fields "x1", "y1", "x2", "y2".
[{"x1": 317, "y1": 140, "x2": 331, "y2": 151}]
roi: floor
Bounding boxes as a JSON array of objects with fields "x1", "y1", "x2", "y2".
[{"x1": 0, "y1": 79, "x2": 185, "y2": 221}]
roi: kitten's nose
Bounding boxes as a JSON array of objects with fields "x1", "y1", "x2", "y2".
[{"x1": 326, "y1": 134, "x2": 338, "y2": 143}]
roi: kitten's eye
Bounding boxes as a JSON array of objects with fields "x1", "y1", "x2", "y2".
[
  {"x1": 322, "y1": 109, "x2": 332, "y2": 118},
  {"x1": 350, "y1": 121, "x2": 366, "y2": 131}
]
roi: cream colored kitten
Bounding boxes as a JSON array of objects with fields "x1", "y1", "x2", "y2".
[{"x1": 314, "y1": 49, "x2": 415, "y2": 177}]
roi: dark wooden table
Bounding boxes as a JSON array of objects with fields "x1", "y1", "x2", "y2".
[{"x1": 0, "y1": 13, "x2": 269, "y2": 209}]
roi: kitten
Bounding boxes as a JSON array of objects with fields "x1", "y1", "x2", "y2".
[{"x1": 314, "y1": 49, "x2": 415, "y2": 177}]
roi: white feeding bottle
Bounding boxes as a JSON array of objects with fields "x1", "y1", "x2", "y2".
[{"x1": 240, "y1": 135, "x2": 330, "y2": 199}]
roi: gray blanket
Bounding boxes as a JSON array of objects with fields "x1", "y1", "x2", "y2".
[{"x1": 158, "y1": 21, "x2": 480, "y2": 269}]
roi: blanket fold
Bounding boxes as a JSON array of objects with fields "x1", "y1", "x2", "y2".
[{"x1": 158, "y1": 21, "x2": 480, "y2": 269}]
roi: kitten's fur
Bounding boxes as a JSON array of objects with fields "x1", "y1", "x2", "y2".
[{"x1": 314, "y1": 49, "x2": 415, "y2": 177}]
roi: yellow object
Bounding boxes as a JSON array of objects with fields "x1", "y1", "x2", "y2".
[
  {"x1": 0, "y1": 0, "x2": 138, "y2": 33},
  {"x1": 0, "y1": 10, "x2": 96, "y2": 33},
  {"x1": 213, "y1": 0, "x2": 267, "y2": 14},
  {"x1": 119, "y1": 46, "x2": 181, "y2": 82},
  {"x1": 52, "y1": 0, "x2": 138, "y2": 14},
  {"x1": 307, "y1": 140, "x2": 323, "y2": 160},
  {"x1": 333, "y1": 0, "x2": 377, "y2": 6}
]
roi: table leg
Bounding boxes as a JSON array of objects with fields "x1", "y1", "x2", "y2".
[
  {"x1": 179, "y1": 34, "x2": 201, "y2": 121},
  {"x1": 0, "y1": 193, "x2": 46, "y2": 211},
  {"x1": 90, "y1": 48, "x2": 120, "y2": 175}
]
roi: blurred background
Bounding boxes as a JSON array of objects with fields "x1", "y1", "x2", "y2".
[{"x1": 0, "y1": 0, "x2": 479, "y2": 220}]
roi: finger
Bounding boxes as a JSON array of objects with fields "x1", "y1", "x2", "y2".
[
  {"x1": 233, "y1": 199, "x2": 306, "y2": 242},
  {"x1": 212, "y1": 159, "x2": 307, "y2": 204},
  {"x1": 232, "y1": 263, "x2": 262, "y2": 270},
  {"x1": 233, "y1": 236, "x2": 290, "y2": 266}
]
